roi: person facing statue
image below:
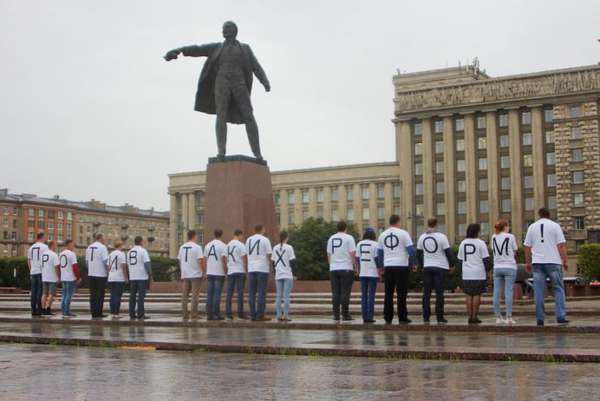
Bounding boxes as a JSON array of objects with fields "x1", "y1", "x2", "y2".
[{"x1": 164, "y1": 21, "x2": 270, "y2": 160}]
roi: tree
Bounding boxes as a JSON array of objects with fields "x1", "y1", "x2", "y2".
[
  {"x1": 577, "y1": 244, "x2": 600, "y2": 280},
  {"x1": 287, "y1": 218, "x2": 359, "y2": 280}
]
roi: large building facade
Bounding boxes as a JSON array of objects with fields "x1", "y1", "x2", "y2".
[
  {"x1": 169, "y1": 63, "x2": 600, "y2": 272},
  {"x1": 0, "y1": 189, "x2": 169, "y2": 257}
]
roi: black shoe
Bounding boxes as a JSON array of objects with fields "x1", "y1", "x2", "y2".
[
  {"x1": 473, "y1": 318, "x2": 482, "y2": 324},
  {"x1": 138, "y1": 315, "x2": 150, "y2": 320},
  {"x1": 468, "y1": 318, "x2": 476, "y2": 325},
  {"x1": 32, "y1": 313, "x2": 42, "y2": 318},
  {"x1": 333, "y1": 316, "x2": 341, "y2": 322},
  {"x1": 363, "y1": 319, "x2": 376, "y2": 324},
  {"x1": 342, "y1": 315, "x2": 354, "y2": 321},
  {"x1": 385, "y1": 320, "x2": 393, "y2": 325},
  {"x1": 399, "y1": 318, "x2": 412, "y2": 324},
  {"x1": 41, "y1": 309, "x2": 49, "y2": 316},
  {"x1": 130, "y1": 316, "x2": 137, "y2": 320},
  {"x1": 557, "y1": 319, "x2": 569, "y2": 325},
  {"x1": 437, "y1": 318, "x2": 448, "y2": 324},
  {"x1": 537, "y1": 320, "x2": 544, "y2": 327},
  {"x1": 423, "y1": 318, "x2": 430, "y2": 324}
]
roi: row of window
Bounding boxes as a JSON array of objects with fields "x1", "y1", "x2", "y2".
[
  {"x1": 27, "y1": 208, "x2": 73, "y2": 221},
  {"x1": 1, "y1": 207, "x2": 18, "y2": 216},
  {"x1": 276, "y1": 183, "x2": 402, "y2": 205},
  {"x1": 285, "y1": 204, "x2": 402, "y2": 225}
]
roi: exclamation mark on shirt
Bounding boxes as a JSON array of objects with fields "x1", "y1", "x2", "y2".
[{"x1": 540, "y1": 224, "x2": 544, "y2": 243}]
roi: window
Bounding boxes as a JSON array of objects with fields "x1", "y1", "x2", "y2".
[
  {"x1": 575, "y1": 216, "x2": 585, "y2": 230},
  {"x1": 436, "y1": 181, "x2": 445, "y2": 194},
  {"x1": 394, "y1": 206, "x2": 401, "y2": 216},
  {"x1": 524, "y1": 175, "x2": 533, "y2": 189},
  {"x1": 457, "y1": 159, "x2": 465, "y2": 172},
  {"x1": 415, "y1": 204, "x2": 423, "y2": 216},
  {"x1": 547, "y1": 174, "x2": 556, "y2": 187},
  {"x1": 481, "y1": 222, "x2": 490, "y2": 236},
  {"x1": 273, "y1": 192, "x2": 281, "y2": 205},
  {"x1": 525, "y1": 197, "x2": 534, "y2": 211},
  {"x1": 523, "y1": 154, "x2": 533, "y2": 167},
  {"x1": 521, "y1": 111, "x2": 531, "y2": 125},
  {"x1": 346, "y1": 187, "x2": 353, "y2": 201},
  {"x1": 500, "y1": 156, "x2": 510, "y2": 169},
  {"x1": 499, "y1": 114, "x2": 508, "y2": 127},
  {"x1": 434, "y1": 120, "x2": 443, "y2": 133},
  {"x1": 393, "y1": 184, "x2": 401, "y2": 198},
  {"x1": 546, "y1": 152, "x2": 556, "y2": 166},
  {"x1": 573, "y1": 193, "x2": 584, "y2": 207},
  {"x1": 302, "y1": 190, "x2": 309, "y2": 204},
  {"x1": 362, "y1": 186, "x2": 370, "y2": 200},
  {"x1": 571, "y1": 127, "x2": 582, "y2": 140},
  {"x1": 288, "y1": 192, "x2": 295, "y2": 205},
  {"x1": 436, "y1": 161, "x2": 444, "y2": 174},
  {"x1": 331, "y1": 187, "x2": 338, "y2": 201},
  {"x1": 457, "y1": 180, "x2": 466, "y2": 193},
  {"x1": 414, "y1": 143, "x2": 422, "y2": 155},
  {"x1": 435, "y1": 141, "x2": 444, "y2": 154},
  {"x1": 457, "y1": 201, "x2": 466, "y2": 214},
  {"x1": 331, "y1": 208, "x2": 339, "y2": 221},
  {"x1": 456, "y1": 139, "x2": 465, "y2": 152},
  {"x1": 415, "y1": 183, "x2": 423, "y2": 195},
  {"x1": 479, "y1": 178, "x2": 488, "y2": 192},
  {"x1": 415, "y1": 163, "x2": 423, "y2": 176},
  {"x1": 522, "y1": 132, "x2": 532, "y2": 146},
  {"x1": 57, "y1": 211, "x2": 63, "y2": 220},
  {"x1": 545, "y1": 130, "x2": 555, "y2": 144},
  {"x1": 500, "y1": 134, "x2": 509, "y2": 148},
  {"x1": 479, "y1": 158, "x2": 488, "y2": 170},
  {"x1": 458, "y1": 224, "x2": 467, "y2": 237},
  {"x1": 477, "y1": 116, "x2": 486, "y2": 129},
  {"x1": 378, "y1": 207, "x2": 385, "y2": 220},
  {"x1": 480, "y1": 200, "x2": 489, "y2": 213},
  {"x1": 347, "y1": 209, "x2": 354, "y2": 221},
  {"x1": 28, "y1": 231, "x2": 34, "y2": 241},
  {"x1": 572, "y1": 171, "x2": 584, "y2": 184},
  {"x1": 569, "y1": 105, "x2": 581, "y2": 118},
  {"x1": 544, "y1": 109, "x2": 554, "y2": 123},
  {"x1": 317, "y1": 188, "x2": 324, "y2": 202},
  {"x1": 478, "y1": 137, "x2": 487, "y2": 150},
  {"x1": 455, "y1": 118, "x2": 464, "y2": 131},
  {"x1": 502, "y1": 199, "x2": 512, "y2": 212},
  {"x1": 436, "y1": 203, "x2": 445, "y2": 215},
  {"x1": 548, "y1": 195, "x2": 557, "y2": 210},
  {"x1": 414, "y1": 122, "x2": 423, "y2": 136},
  {"x1": 572, "y1": 149, "x2": 583, "y2": 162},
  {"x1": 362, "y1": 208, "x2": 370, "y2": 220},
  {"x1": 39, "y1": 209, "x2": 45, "y2": 218}
]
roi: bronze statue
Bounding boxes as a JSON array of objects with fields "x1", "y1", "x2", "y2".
[{"x1": 164, "y1": 21, "x2": 270, "y2": 160}]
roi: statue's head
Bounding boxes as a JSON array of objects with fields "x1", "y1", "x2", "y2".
[{"x1": 222, "y1": 21, "x2": 238, "y2": 40}]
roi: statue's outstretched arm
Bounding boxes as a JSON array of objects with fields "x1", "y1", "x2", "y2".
[
  {"x1": 164, "y1": 44, "x2": 216, "y2": 61},
  {"x1": 248, "y1": 47, "x2": 270, "y2": 91}
]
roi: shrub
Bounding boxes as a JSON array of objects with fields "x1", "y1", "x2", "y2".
[
  {"x1": 151, "y1": 257, "x2": 180, "y2": 281},
  {"x1": 577, "y1": 244, "x2": 600, "y2": 280}
]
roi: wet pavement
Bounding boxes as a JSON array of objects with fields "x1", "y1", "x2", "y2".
[
  {"x1": 0, "y1": 320, "x2": 599, "y2": 362},
  {"x1": 1, "y1": 343, "x2": 599, "y2": 401}
]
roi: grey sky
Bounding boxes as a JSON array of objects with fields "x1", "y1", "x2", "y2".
[{"x1": 1, "y1": 0, "x2": 598, "y2": 211}]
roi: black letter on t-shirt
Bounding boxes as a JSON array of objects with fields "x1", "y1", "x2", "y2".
[
  {"x1": 463, "y1": 244, "x2": 476, "y2": 262},
  {"x1": 274, "y1": 249, "x2": 286, "y2": 267},
  {"x1": 41, "y1": 254, "x2": 49, "y2": 267},
  {"x1": 248, "y1": 239, "x2": 260, "y2": 256},
  {"x1": 331, "y1": 238, "x2": 343, "y2": 254},
  {"x1": 423, "y1": 236, "x2": 439, "y2": 254},
  {"x1": 182, "y1": 246, "x2": 191, "y2": 262},
  {"x1": 493, "y1": 237, "x2": 509, "y2": 256},
  {"x1": 89, "y1": 246, "x2": 97, "y2": 262},
  {"x1": 359, "y1": 243, "x2": 371, "y2": 262},
  {"x1": 227, "y1": 246, "x2": 236, "y2": 263},
  {"x1": 207, "y1": 245, "x2": 218, "y2": 261}
]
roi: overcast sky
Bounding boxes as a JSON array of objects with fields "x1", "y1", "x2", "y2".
[{"x1": 1, "y1": 0, "x2": 598, "y2": 211}]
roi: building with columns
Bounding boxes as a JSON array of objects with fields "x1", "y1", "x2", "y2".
[{"x1": 169, "y1": 63, "x2": 600, "y2": 272}]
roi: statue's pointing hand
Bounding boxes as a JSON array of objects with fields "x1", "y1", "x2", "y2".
[
  {"x1": 164, "y1": 49, "x2": 180, "y2": 61},
  {"x1": 264, "y1": 82, "x2": 271, "y2": 92}
]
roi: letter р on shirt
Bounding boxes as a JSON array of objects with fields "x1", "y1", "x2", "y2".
[
  {"x1": 458, "y1": 238, "x2": 489, "y2": 280},
  {"x1": 41, "y1": 250, "x2": 60, "y2": 283},
  {"x1": 178, "y1": 241, "x2": 204, "y2": 279},
  {"x1": 246, "y1": 234, "x2": 272, "y2": 273},
  {"x1": 524, "y1": 218, "x2": 566, "y2": 265},
  {"x1": 225, "y1": 239, "x2": 247, "y2": 275},
  {"x1": 377, "y1": 227, "x2": 413, "y2": 267},
  {"x1": 326, "y1": 232, "x2": 356, "y2": 271},
  {"x1": 86, "y1": 241, "x2": 109, "y2": 277}
]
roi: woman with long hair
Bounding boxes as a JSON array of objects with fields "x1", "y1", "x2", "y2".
[
  {"x1": 491, "y1": 219, "x2": 518, "y2": 324},
  {"x1": 458, "y1": 223, "x2": 490, "y2": 324},
  {"x1": 272, "y1": 231, "x2": 296, "y2": 322}
]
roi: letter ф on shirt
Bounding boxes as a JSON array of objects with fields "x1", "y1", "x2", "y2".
[{"x1": 377, "y1": 227, "x2": 413, "y2": 267}]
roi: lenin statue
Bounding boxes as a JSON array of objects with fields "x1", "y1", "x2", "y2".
[{"x1": 164, "y1": 21, "x2": 270, "y2": 160}]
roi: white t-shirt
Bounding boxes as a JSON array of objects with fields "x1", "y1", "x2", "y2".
[
  {"x1": 357, "y1": 239, "x2": 379, "y2": 277},
  {"x1": 28, "y1": 242, "x2": 49, "y2": 275},
  {"x1": 108, "y1": 250, "x2": 127, "y2": 282},
  {"x1": 377, "y1": 227, "x2": 413, "y2": 267},
  {"x1": 178, "y1": 241, "x2": 204, "y2": 279},
  {"x1": 416, "y1": 231, "x2": 451, "y2": 270},
  {"x1": 225, "y1": 239, "x2": 247, "y2": 275},
  {"x1": 327, "y1": 232, "x2": 356, "y2": 271},
  {"x1": 41, "y1": 250, "x2": 60, "y2": 282},
  {"x1": 86, "y1": 242, "x2": 109, "y2": 278},
  {"x1": 127, "y1": 245, "x2": 151, "y2": 281},
  {"x1": 204, "y1": 239, "x2": 227, "y2": 276},
  {"x1": 491, "y1": 233, "x2": 518, "y2": 270},
  {"x1": 523, "y1": 218, "x2": 566, "y2": 265},
  {"x1": 246, "y1": 234, "x2": 273, "y2": 273},
  {"x1": 59, "y1": 249, "x2": 78, "y2": 282},
  {"x1": 458, "y1": 238, "x2": 490, "y2": 280},
  {"x1": 272, "y1": 243, "x2": 296, "y2": 280}
]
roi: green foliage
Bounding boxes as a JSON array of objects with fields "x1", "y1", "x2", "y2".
[
  {"x1": 577, "y1": 244, "x2": 600, "y2": 280},
  {"x1": 151, "y1": 257, "x2": 180, "y2": 281},
  {"x1": 287, "y1": 218, "x2": 359, "y2": 280}
]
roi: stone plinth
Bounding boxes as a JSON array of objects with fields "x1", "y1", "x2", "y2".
[{"x1": 204, "y1": 155, "x2": 278, "y2": 243}]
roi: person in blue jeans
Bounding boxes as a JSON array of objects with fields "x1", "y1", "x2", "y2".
[
  {"x1": 491, "y1": 220, "x2": 519, "y2": 324},
  {"x1": 272, "y1": 231, "x2": 297, "y2": 322},
  {"x1": 246, "y1": 224, "x2": 273, "y2": 321},
  {"x1": 224, "y1": 229, "x2": 248, "y2": 319},
  {"x1": 59, "y1": 240, "x2": 81, "y2": 318},
  {"x1": 204, "y1": 229, "x2": 227, "y2": 320},
  {"x1": 356, "y1": 228, "x2": 380, "y2": 324},
  {"x1": 127, "y1": 236, "x2": 152, "y2": 320},
  {"x1": 524, "y1": 208, "x2": 569, "y2": 326},
  {"x1": 27, "y1": 233, "x2": 48, "y2": 317}
]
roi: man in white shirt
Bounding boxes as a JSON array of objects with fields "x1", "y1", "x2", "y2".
[
  {"x1": 205, "y1": 228, "x2": 227, "y2": 320},
  {"x1": 27, "y1": 232, "x2": 48, "y2": 317},
  {"x1": 524, "y1": 208, "x2": 569, "y2": 326},
  {"x1": 224, "y1": 229, "x2": 248, "y2": 319},
  {"x1": 59, "y1": 239, "x2": 80, "y2": 318},
  {"x1": 326, "y1": 221, "x2": 357, "y2": 321},
  {"x1": 178, "y1": 230, "x2": 204, "y2": 320},
  {"x1": 377, "y1": 214, "x2": 416, "y2": 324},
  {"x1": 41, "y1": 241, "x2": 60, "y2": 316},
  {"x1": 86, "y1": 233, "x2": 109, "y2": 318},
  {"x1": 127, "y1": 236, "x2": 152, "y2": 320},
  {"x1": 416, "y1": 218, "x2": 455, "y2": 324},
  {"x1": 246, "y1": 224, "x2": 273, "y2": 321},
  {"x1": 108, "y1": 240, "x2": 128, "y2": 319}
]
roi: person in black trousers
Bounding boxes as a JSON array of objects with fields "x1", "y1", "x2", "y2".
[
  {"x1": 326, "y1": 221, "x2": 357, "y2": 321},
  {"x1": 377, "y1": 215, "x2": 416, "y2": 324},
  {"x1": 85, "y1": 233, "x2": 110, "y2": 319}
]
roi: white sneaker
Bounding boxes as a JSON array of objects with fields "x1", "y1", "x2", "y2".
[
  {"x1": 496, "y1": 317, "x2": 505, "y2": 324},
  {"x1": 506, "y1": 317, "x2": 516, "y2": 324}
]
